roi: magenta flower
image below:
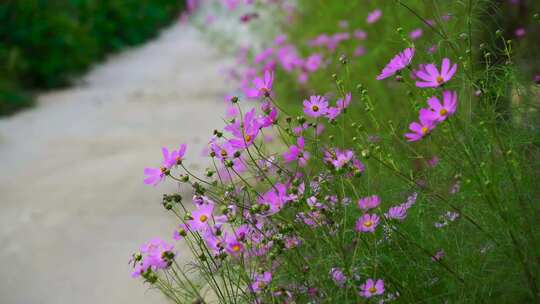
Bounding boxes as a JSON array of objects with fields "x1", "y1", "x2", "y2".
[
  {"x1": 385, "y1": 205, "x2": 408, "y2": 221},
  {"x1": 515, "y1": 27, "x2": 526, "y2": 39},
  {"x1": 144, "y1": 145, "x2": 186, "y2": 186},
  {"x1": 132, "y1": 238, "x2": 175, "y2": 278},
  {"x1": 358, "y1": 195, "x2": 381, "y2": 210},
  {"x1": 409, "y1": 28, "x2": 423, "y2": 40},
  {"x1": 277, "y1": 45, "x2": 303, "y2": 71},
  {"x1": 424, "y1": 90, "x2": 458, "y2": 122},
  {"x1": 254, "y1": 47, "x2": 274, "y2": 64},
  {"x1": 283, "y1": 137, "x2": 310, "y2": 167},
  {"x1": 325, "y1": 107, "x2": 341, "y2": 120},
  {"x1": 250, "y1": 271, "x2": 272, "y2": 293},
  {"x1": 415, "y1": 58, "x2": 457, "y2": 88},
  {"x1": 359, "y1": 278, "x2": 384, "y2": 298},
  {"x1": 225, "y1": 234, "x2": 245, "y2": 256},
  {"x1": 353, "y1": 29, "x2": 367, "y2": 40},
  {"x1": 432, "y1": 249, "x2": 445, "y2": 262},
  {"x1": 376, "y1": 48, "x2": 415, "y2": 80},
  {"x1": 258, "y1": 183, "x2": 288, "y2": 215},
  {"x1": 404, "y1": 111, "x2": 436, "y2": 142},
  {"x1": 257, "y1": 101, "x2": 278, "y2": 128},
  {"x1": 188, "y1": 203, "x2": 214, "y2": 232},
  {"x1": 226, "y1": 108, "x2": 261, "y2": 148},
  {"x1": 303, "y1": 95, "x2": 329, "y2": 118},
  {"x1": 324, "y1": 148, "x2": 354, "y2": 169},
  {"x1": 304, "y1": 53, "x2": 322, "y2": 72},
  {"x1": 210, "y1": 140, "x2": 237, "y2": 160},
  {"x1": 355, "y1": 213, "x2": 380, "y2": 233},
  {"x1": 246, "y1": 70, "x2": 274, "y2": 99},
  {"x1": 366, "y1": 9, "x2": 382, "y2": 24},
  {"x1": 353, "y1": 45, "x2": 366, "y2": 57},
  {"x1": 330, "y1": 267, "x2": 347, "y2": 288},
  {"x1": 337, "y1": 93, "x2": 352, "y2": 110}
]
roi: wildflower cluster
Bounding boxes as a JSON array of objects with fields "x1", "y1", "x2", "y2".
[{"x1": 132, "y1": 1, "x2": 540, "y2": 303}]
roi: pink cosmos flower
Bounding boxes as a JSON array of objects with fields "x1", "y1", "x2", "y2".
[
  {"x1": 224, "y1": 234, "x2": 245, "y2": 256},
  {"x1": 226, "y1": 108, "x2": 261, "y2": 148},
  {"x1": 359, "y1": 278, "x2": 384, "y2": 298},
  {"x1": 337, "y1": 93, "x2": 352, "y2": 110},
  {"x1": 173, "y1": 223, "x2": 190, "y2": 240},
  {"x1": 427, "y1": 155, "x2": 440, "y2": 168},
  {"x1": 432, "y1": 249, "x2": 445, "y2": 262},
  {"x1": 385, "y1": 192, "x2": 417, "y2": 221},
  {"x1": 274, "y1": 34, "x2": 287, "y2": 45},
  {"x1": 415, "y1": 58, "x2": 457, "y2": 88},
  {"x1": 304, "y1": 54, "x2": 322, "y2": 72},
  {"x1": 323, "y1": 148, "x2": 354, "y2": 169},
  {"x1": 144, "y1": 145, "x2": 186, "y2": 186},
  {"x1": 404, "y1": 110, "x2": 436, "y2": 142},
  {"x1": 303, "y1": 95, "x2": 329, "y2": 118},
  {"x1": 366, "y1": 9, "x2": 382, "y2": 24},
  {"x1": 258, "y1": 101, "x2": 278, "y2": 128},
  {"x1": 254, "y1": 47, "x2": 274, "y2": 64},
  {"x1": 424, "y1": 90, "x2": 458, "y2": 122},
  {"x1": 246, "y1": 70, "x2": 274, "y2": 99},
  {"x1": 353, "y1": 29, "x2": 367, "y2": 40},
  {"x1": 409, "y1": 28, "x2": 423, "y2": 40},
  {"x1": 325, "y1": 107, "x2": 341, "y2": 120},
  {"x1": 330, "y1": 268, "x2": 347, "y2": 288},
  {"x1": 283, "y1": 137, "x2": 310, "y2": 167},
  {"x1": 132, "y1": 238, "x2": 175, "y2": 278},
  {"x1": 385, "y1": 205, "x2": 408, "y2": 221},
  {"x1": 308, "y1": 34, "x2": 330, "y2": 48},
  {"x1": 358, "y1": 195, "x2": 381, "y2": 210},
  {"x1": 355, "y1": 213, "x2": 380, "y2": 233},
  {"x1": 376, "y1": 48, "x2": 415, "y2": 80},
  {"x1": 258, "y1": 183, "x2": 288, "y2": 215},
  {"x1": 250, "y1": 271, "x2": 272, "y2": 293},
  {"x1": 188, "y1": 203, "x2": 214, "y2": 232},
  {"x1": 515, "y1": 27, "x2": 526, "y2": 39},
  {"x1": 210, "y1": 140, "x2": 237, "y2": 160},
  {"x1": 221, "y1": 0, "x2": 240, "y2": 10},
  {"x1": 353, "y1": 45, "x2": 366, "y2": 57},
  {"x1": 277, "y1": 45, "x2": 303, "y2": 71},
  {"x1": 203, "y1": 230, "x2": 225, "y2": 255}
]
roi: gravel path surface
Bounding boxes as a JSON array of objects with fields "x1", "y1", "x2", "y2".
[{"x1": 0, "y1": 22, "x2": 230, "y2": 304}]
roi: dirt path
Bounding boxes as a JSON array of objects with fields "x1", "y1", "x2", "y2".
[{"x1": 0, "y1": 22, "x2": 230, "y2": 304}]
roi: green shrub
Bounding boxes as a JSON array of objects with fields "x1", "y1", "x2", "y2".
[{"x1": 0, "y1": 0, "x2": 185, "y2": 116}]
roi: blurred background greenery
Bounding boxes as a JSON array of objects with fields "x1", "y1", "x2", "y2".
[{"x1": 0, "y1": 0, "x2": 185, "y2": 116}]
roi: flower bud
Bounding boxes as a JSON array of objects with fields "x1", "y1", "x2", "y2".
[{"x1": 230, "y1": 96, "x2": 239, "y2": 103}]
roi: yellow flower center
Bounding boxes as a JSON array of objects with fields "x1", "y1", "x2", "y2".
[
  {"x1": 160, "y1": 167, "x2": 167, "y2": 173},
  {"x1": 421, "y1": 126, "x2": 428, "y2": 134},
  {"x1": 244, "y1": 135, "x2": 252, "y2": 142},
  {"x1": 436, "y1": 75, "x2": 444, "y2": 84},
  {"x1": 232, "y1": 244, "x2": 241, "y2": 252},
  {"x1": 312, "y1": 105, "x2": 319, "y2": 112},
  {"x1": 439, "y1": 108, "x2": 447, "y2": 116},
  {"x1": 199, "y1": 215, "x2": 208, "y2": 222},
  {"x1": 363, "y1": 220, "x2": 373, "y2": 228},
  {"x1": 220, "y1": 149, "x2": 228, "y2": 157},
  {"x1": 368, "y1": 287, "x2": 377, "y2": 293}
]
